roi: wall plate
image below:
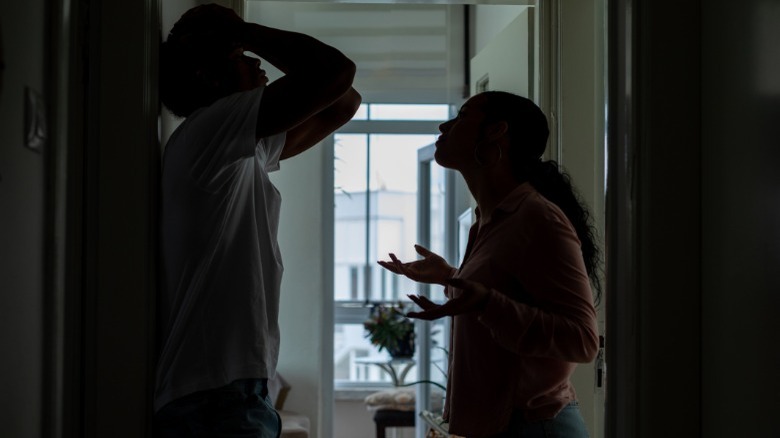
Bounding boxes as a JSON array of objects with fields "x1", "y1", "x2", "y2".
[{"x1": 24, "y1": 86, "x2": 47, "y2": 152}]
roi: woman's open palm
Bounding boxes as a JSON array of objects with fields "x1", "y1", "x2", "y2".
[{"x1": 377, "y1": 244, "x2": 454, "y2": 286}]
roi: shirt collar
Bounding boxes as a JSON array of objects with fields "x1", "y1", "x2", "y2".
[{"x1": 474, "y1": 182, "x2": 535, "y2": 225}]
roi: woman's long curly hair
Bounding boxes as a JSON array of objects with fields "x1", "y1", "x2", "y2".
[{"x1": 480, "y1": 91, "x2": 602, "y2": 303}]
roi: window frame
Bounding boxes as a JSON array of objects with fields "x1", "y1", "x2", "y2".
[{"x1": 331, "y1": 105, "x2": 451, "y2": 390}]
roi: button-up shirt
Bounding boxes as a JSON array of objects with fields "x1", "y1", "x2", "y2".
[{"x1": 444, "y1": 182, "x2": 599, "y2": 437}]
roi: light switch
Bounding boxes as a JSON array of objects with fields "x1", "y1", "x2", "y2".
[{"x1": 24, "y1": 86, "x2": 47, "y2": 152}]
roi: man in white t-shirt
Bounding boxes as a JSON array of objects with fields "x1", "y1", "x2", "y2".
[{"x1": 154, "y1": 5, "x2": 360, "y2": 437}]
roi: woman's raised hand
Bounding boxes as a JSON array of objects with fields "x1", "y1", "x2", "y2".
[{"x1": 377, "y1": 244, "x2": 455, "y2": 286}]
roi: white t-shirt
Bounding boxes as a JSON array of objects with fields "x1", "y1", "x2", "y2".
[{"x1": 154, "y1": 87, "x2": 286, "y2": 412}]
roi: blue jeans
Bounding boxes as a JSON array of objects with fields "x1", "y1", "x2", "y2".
[
  {"x1": 154, "y1": 379, "x2": 281, "y2": 438},
  {"x1": 490, "y1": 402, "x2": 590, "y2": 438}
]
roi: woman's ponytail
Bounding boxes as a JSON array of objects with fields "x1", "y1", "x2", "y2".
[
  {"x1": 528, "y1": 161, "x2": 602, "y2": 303},
  {"x1": 480, "y1": 91, "x2": 602, "y2": 302}
]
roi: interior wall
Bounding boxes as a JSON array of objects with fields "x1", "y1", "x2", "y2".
[
  {"x1": 160, "y1": 0, "x2": 200, "y2": 144},
  {"x1": 0, "y1": 0, "x2": 46, "y2": 436},
  {"x1": 700, "y1": 1, "x2": 780, "y2": 436},
  {"x1": 269, "y1": 144, "x2": 330, "y2": 437},
  {"x1": 473, "y1": 4, "x2": 526, "y2": 53},
  {"x1": 470, "y1": 8, "x2": 534, "y2": 97},
  {"x1": 334, "y1": 400, "x2": 405, "y2": 438},
  {"x1": 559, "y1": 0, "x2": 606, "y2": 436}
]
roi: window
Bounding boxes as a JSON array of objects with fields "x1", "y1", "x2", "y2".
[{"x1": 333, "y1": 103, "x2": 450, "y2": 388}]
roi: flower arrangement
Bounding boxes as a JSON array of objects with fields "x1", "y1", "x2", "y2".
[{"x1": 363, "y1": 302, "x2": 415, "y2": 358}]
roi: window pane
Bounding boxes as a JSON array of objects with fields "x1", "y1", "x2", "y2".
[
  {"x1": 333, "y1": 124, "x2": 446, "y2": 387},
  {"x1": 428, "y1": 318, "x2": 449, "y2": 387},
  {"x1": 368, "y1": 134, "x2": 435, "y2": 192},
  {"x1": 334, "y1": 134, "x2": 368, "y2": 193},
  {"x1": 334, "y1": 134, "x2": 437, "y2": 303},
  {"x1": 369, "y1": 104, "x2": 450, "y2": 121},
  {"x1": 334, "y1": 134, "x2": 369, "y2": 301},
  {"x1": 351, "y1": 104, "x2": 369, "y2": 120}
]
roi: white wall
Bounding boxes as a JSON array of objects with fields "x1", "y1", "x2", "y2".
[
  {"x1": 559, "y1": 0, "x2": 606, "y2": 436},
  {"x1": 0, "y1": 0, "x2": 46, "y2": 436},
  {"x1": 160, "y1": 0, "x2": 200, "y2": 144},
  {"x1": 271, "y1": 146, "x2": 332, "y2": 437},
  {"x1": 473, "y1": 4, "x2": 526, "y2": 54},
  {"x1": 335, "y1": 400, "x2": 384, "y2": 438},
  {"x1": 470, "y1": 8, "x2": 534, "y2": 97}
]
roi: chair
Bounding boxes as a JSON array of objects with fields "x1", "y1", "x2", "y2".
[
  {"x1": 364, "y1": 388, "x2": 416, "y2": 438},
  {"x1": 268, "y1": 372, "x2": 310, "y2": 438}
]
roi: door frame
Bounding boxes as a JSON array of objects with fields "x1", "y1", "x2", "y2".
[{"x1": 48, "y1": 0, "x2": 161, "y2": 437}]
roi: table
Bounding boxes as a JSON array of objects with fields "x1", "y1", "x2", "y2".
[{"x1": 354, "y1": 356, "x2": 416, "y2": 386}]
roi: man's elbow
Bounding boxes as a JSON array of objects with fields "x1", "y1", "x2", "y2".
[
  {"x1": 332, "y1": 58, "x2": 357, "y2": 95},
  {"x1": 343, "y1": 88, "x2": 362, "y2": 114}
]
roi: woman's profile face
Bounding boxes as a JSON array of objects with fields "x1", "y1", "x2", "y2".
[{"x1": 433, "y1": 94, "x2": 488, "y2": 170}]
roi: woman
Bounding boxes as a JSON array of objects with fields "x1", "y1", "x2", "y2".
[{"x1": 378, "y1": 91, "x2": 600, "y2": 437}]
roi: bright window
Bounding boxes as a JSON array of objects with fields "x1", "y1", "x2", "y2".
[{"x1": 333, "y1": 104, "x2": 449, "y2": 388}]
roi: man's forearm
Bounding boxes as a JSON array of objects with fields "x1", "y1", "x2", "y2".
[{"x1": 241, "y1": 23, "x2": 353, "y2": 77}]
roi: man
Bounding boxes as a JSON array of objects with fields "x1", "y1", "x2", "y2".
[{"x1": 155, "y1": 4, "x2": 360, "y2": 436}]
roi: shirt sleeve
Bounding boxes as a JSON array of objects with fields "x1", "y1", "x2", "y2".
[
  {"x1": 476, "y1": 205, "x2": 600, "y2": 363},
  {"x1": 186, "y1": 87, "x2": 269, "y2": 188},
  {"x1": 262, "y1": 131, "x2": 286, "y2": 173}
]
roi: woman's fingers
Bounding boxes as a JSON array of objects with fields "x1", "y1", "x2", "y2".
[
  {"x1": 389, "y1": 253, "x2": 412, "y2": 277},
  {"x1": 377, "y1": 260, "x2": 400, "y2": 274},
  {"x1": 414, "y1": 244, "x2": 435, "y2": 257},
  {"x1": 407, "y1": 294, "x2": 436, "y2": 310},
  {"x1": 407, "y1": 303, "x2": 451, "y2": 321},
  {"x1": 379, "y1": 253, "x2": 410, "y2": 276}
]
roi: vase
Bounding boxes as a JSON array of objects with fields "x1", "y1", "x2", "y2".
[{"x1": 387, "y1": 331, "x2": 415, "y2": 358}]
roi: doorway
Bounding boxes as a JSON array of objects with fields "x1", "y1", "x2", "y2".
[{"x1": 51, "y1": 0, "x2": 607, "y2": 436}]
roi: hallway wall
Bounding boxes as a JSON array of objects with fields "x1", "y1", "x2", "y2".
[
  {"x1": 0, "y1": 0, "x2": 46, "y2": 436},
  {"x1": 700, "y1": 1, "x2": 780, "y2": 435},
  {"x1": 614, "y1": 1, "x2": 780, "y2": 436}
]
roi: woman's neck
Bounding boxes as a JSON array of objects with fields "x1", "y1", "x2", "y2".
[{"x1": 462, "y1": 169, "x2": 521, "y2": 225}]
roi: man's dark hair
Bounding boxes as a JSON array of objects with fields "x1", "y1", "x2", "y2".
[{"x1": 159, "y1": 6, "x2": 243, "y2": 117}]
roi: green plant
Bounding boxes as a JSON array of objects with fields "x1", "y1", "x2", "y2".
[
  {"x1": 363, "y1": 302, "x2": 415, "y2": 357},
  {"x1": 400, "y1": 345, "x2": 449, "y2": 392}
]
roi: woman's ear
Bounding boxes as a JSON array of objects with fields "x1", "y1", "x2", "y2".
[{"x1": 485, "y1": 120, "x2": 509, "y2": 142}]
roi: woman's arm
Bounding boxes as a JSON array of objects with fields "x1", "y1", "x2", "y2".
[{"x1": 477, "y1": 214, "x2": 599, "y2": 363}]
